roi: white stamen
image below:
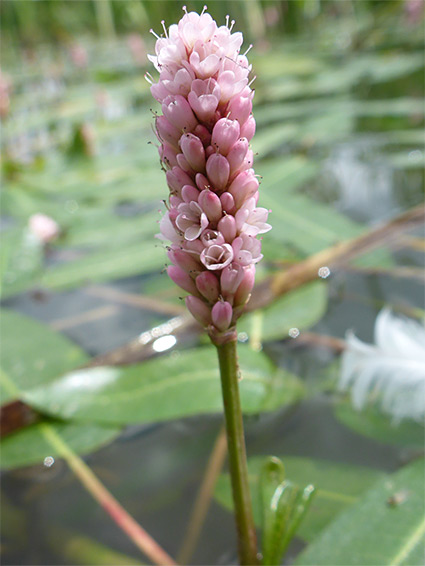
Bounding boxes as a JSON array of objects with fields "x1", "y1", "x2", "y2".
[{"x1": 149, "y1": 28, "x2": 160, "y2": 40}]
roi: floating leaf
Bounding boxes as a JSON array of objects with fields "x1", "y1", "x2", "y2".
[
  {"x1": 215, "y1": 456, "x2": 384, "y2": 542},
  {"x1": 41, "y1": 240, "x2": 164, "y2": 290},
  {"x1": 23, "y1": 346, "x2": 304, "y2": 425},
  {"x1": 238, "y1": 282, "x2": 328, "y2": 343},
  {"x1": 0, "y1": 421, "x2": 119, "y2": 470},
  {"x1": 296, "y1": 458, "x2": 425, "y2": 565},
  {"x1": 0, "y1": 309, "x2": 88, "y2": 404}
]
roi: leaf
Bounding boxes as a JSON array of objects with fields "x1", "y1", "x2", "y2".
[
  {"x1": 0, "y1": 228, "x2": 44, "y2": 299},
  {"x1": 0, "y1": 421, "x2": 119, "y2": 470},
  {"x1": 334, "y1": 400, "x2": 425, "y2": 450},
  {"x1": 41, "y1": 240, "x2": 165, "y2": 290},
  {"x1": 214, "y1": 456, "x2": 385, "y2": 543},
  {"x1": 238, "y1": 282, "x2": 328, "y2": 343},
  {"x1": 295, "y1": 458, "x2": 425, "y2": 565},
  {"x1": 22, "y1": 346, "x2": 304, "y2": 425},
  {"x1": 0, "y1": 309, "x2": 88, "y2": 404},
  {"x1": 259, "y1": 457, "x2": 316, "y2": 565}
]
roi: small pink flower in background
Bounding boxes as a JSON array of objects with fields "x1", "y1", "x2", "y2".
[
  {"x1": 149, "y1": 7, "x2": 271, "y2": 342},
  {"x1": 0, "y1": 68, "x2": 12, "y2": 119},
  {"x1": 29, "y1": 214, "x2": 60, "y2": 244},
  {"x1": 69, "y1": 44, "x2": 88, "y2": 69},
  {"x1": 127, "y1": 34, "x2": 146, "y2": 66}
]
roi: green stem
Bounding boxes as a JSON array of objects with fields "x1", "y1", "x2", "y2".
[{"x1": 215, "y1": 339, "x2": 259, "y2": 565}]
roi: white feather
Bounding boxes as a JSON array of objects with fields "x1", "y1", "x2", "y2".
[{"x1": 339, "y1": 309, "x2": 425, "y2": 423}]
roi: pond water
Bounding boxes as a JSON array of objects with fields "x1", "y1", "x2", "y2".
[{"x1": 1, "y1": 8, "x2": 424, "y2": 566}]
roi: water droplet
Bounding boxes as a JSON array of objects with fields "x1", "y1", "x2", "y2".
[
  {"x1": 152, "y1": 335, "x2": 177, "y2": 352},
  {"x1": 237, "y1": 332, "x2": 249, "y2": 343},
  {"x1": 43, "y1": 456, "x2": 55, "y2": 468},
  {"x1": 318, "y1": 266, "x2": 330, "y2": 279},
  {"x1": 65, "y1": 200, "x2": 79, "y2": 214},
  {"x1": 408, "y1": 149, "x2": 423, "y2": 163},
  {"x1": 289, "y1": 328, "x2": 300, "y2": 338}
]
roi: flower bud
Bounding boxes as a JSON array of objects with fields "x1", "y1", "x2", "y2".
[
  {"x1": 167, "y1": 265, "x2": 199, "y2": 295},
  {"x1": 240, "y1": 115, "x2": 256, "y2": 141},
  {"x1": 181, "y1": 184, "x2": 200, "y2": 203},
  {"x1": 180, "y1": 133, "x2": 206, "y2": 172},
  {"x1": 186, "y1": 296, "x2": 212, "y2": 326},
  {"x1": 162, "y1": 94, "x2": 198, "y2": 132},
  {"x1": 226, "y1": 137, "x2": 249, "y2": 175},
  {"x1": 220, "y1": 192, "x2": 236, "y2": 214},
  {"x1": 198, "y1": 190, "x2": 222, "y2": 223},
  {"x1": 211, "y1": 118, "x2": 241, "y2": 156},
  {"x1": 228, "y1": 170, "x2": 259, "y2": 208},
  {"x1": 166, "y1": 166, "x2": 195, "y2": 195},
  {"x1": 234, "y1": 265, "x2": 256, "y2": 306},
  {"x1": 227, "y1": 95, "x2": 253, "y2": 126},
  {"x1": 220, "y1": 263, "x2": 244, "y2": 298},
  {"x1": 206, "y1": 154, "x2": 230, "y2": 192},
  {"x1": 188, "y1": 78, "x2": 221, "y2": 122},
  {"x1": 217, "y1": 215, "x2": 237, "y2": 242},
  {"x1": 156, "y1": 115, "x2": 181, "y2": 148},
  {"x1": 196, "y1": 271, "x2": 220, "y2": 302},
  {"x1": 211, "y1": 301, "x2": 233, "y2": 332}
]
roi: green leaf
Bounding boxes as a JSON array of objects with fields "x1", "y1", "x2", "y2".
[
  {"x1": 0, "y1": 228, "x2": 44, "y2": 299},
  {"x1": 259, "y1": 457, "x2": 315, "y2": 565},
  {"x1": 334, "y1": 400, "x2": 425, "y2": 450},
  {"x1": 295, "y1": 458, "x2": 425, "y2": 565},
  {"x1": 215, "y1": 456, "x2": 385, "y2": 542},
  {"x1": 238, "y1": 282, "x2": 328, "y2": 343},
  {"x1": 23, "y1": 346, "x2": 304, "y2": 425},
  {"x1": 0, "y1": 421, "x2": 119, "y2": 470},
  {"x1": 41, "y1": 240, "x2": 165, "y2": 290},
  {"x1": 0, "y1": 309, "x2": 88, "y2": 404}
]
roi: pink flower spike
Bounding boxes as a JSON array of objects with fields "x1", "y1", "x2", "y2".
[
  {"x1": 211, "y1": 301, "x2": 233, "y2": 332},
  {"x1": 200, "y1": 243, "x2": 234, "y2": 270},
  {"x1": 167, "y1": 265, "x2": 199, "y2": 296},
  {"x1": 196, "y1": 271, "x2": 220, "y2": 302},
  {"x1": 186, "y1": 296, "x2": 212, "y2": 327},
  {"x1": 211, "y1": 118, "x2": 241, "y2": 156},
  {"x1": 198, "y1": 190, "x2": 222, "y2": 223},
  {"x1": 206, "y1": 153, "x2": 230, "y2": 192}
]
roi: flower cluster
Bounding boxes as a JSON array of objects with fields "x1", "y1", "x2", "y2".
[{"x1": 148, "y1": 7, "x2": 271, "y2": 342}]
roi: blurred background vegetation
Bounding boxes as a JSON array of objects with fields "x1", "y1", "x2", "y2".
[{"x1": 0, "y1": 1, "x2": 424, "y2": 565}]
